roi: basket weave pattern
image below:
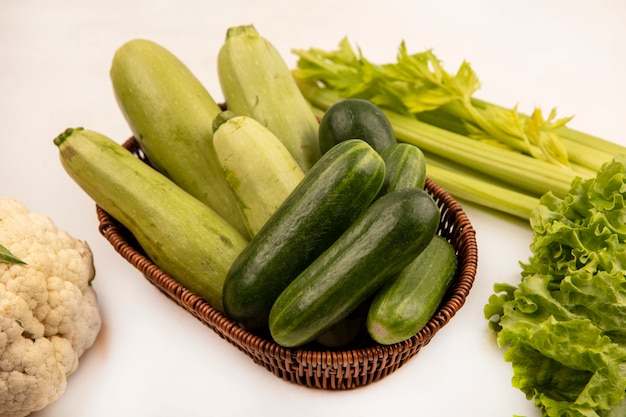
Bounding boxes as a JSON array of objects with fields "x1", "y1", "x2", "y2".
[{"x1": 96, "y1": 137, "x2": 478, "y2": 390}]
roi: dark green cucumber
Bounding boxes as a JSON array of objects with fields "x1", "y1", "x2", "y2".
[
  {"x1": 269, "y1": 188, "x2": 440, "y2": 348},
  {"x1": 315, "y1": 297, "x2": 370, "y2": 348},
  {"x1": 380, "y1": 143, "x2": 427, "y2": 193},
  {"x1": 367, "y1": 235, "x2": 457, "y2": 345},
  {"x1": 318, "y1": 98, "x2": 397, "y2": 155},
  {"x1": 222, "y1": 139, "x2": 385, "y2": 332},
  {"x1": 315, "y1": 317, "x2": 363, "y2": 348},
  {"x1": 54, "y1": 128, "x2": 248, "y2": 312}
]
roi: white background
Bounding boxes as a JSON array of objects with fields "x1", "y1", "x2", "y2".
[{"x1": 2, "y1": 1, "x2": 626, "y2": 416}]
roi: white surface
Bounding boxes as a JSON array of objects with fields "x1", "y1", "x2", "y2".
[{"x1": 2, "y1": 1, "x2": 625, "y2": 416}]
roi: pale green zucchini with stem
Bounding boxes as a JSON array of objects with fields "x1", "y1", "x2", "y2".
[
  {"x1": 54, "y1": 127, "x2": 249, "y2": 313},
  {"x1": 212, "y1": 111, "x2": 305, "y2": 236},
  {"x1": 110, "y1": 38, "x2": 250, "y2": 238},
  {"x1": 217, "y1": 24, "x2": 321, "y2": 171}
]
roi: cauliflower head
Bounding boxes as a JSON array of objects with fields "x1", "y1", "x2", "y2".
[{"x1": 0, "y1": 197, "x2": 102, "y2": 417}]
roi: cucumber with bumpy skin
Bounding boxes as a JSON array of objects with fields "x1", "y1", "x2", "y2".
[
  {"x1": 110, "y1": 39, "x2": 249, "y2": 238},
  {"x1": 380, "y1": 143, "x2": 427, "y2": 193},
  {"x1": 212, "y1": 111, "x2": 305, "y2": 236},
  {"x1": 367, "y1": 235, "x2": 457, "y2": 345},
  {"x1": 217, "y1": 24, "x2": 321, "y2": 171},
  {"x1": 268, "y1": 188, "x2": 440, "y2": 348},
  {"x1": 318, "y1": 98, "x2": 397, "y2": 155},
  {"x1": 54, "y1": 127, "x2": 248, "y2": 313},
  {"x1": 223, "y1": 139, "x2": 385, "y2": 332}
]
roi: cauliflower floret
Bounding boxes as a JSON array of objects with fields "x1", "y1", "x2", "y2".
[{"x1": 0, "y1": 197, "x2": 102, "y2": 417}]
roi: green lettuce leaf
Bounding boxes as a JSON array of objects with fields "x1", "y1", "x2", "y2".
[{"x1": 485, "y1": 156, "x2": 626, "y2": 416}]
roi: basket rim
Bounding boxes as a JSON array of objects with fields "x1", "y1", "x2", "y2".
[{"x1": 96, "y1": 136, "x2": 478, "y2": 386}]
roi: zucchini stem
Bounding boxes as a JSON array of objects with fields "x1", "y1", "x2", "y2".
[
  {"x1": 225, "y1": 24, "x2": 258, "y2": 39},
  {"x1": 212, "y1": 110, "x2": 237, "y2": 133},
  {"x1": 53, "y1": 127, "x2": 84, "y2": 147}
]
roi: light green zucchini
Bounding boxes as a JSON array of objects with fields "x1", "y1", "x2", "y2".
[
  {"x1": 110, "y1": 38, "x2": 249, "y2": 238},
  {"x1": 212, "y1": 111, "x2": 305, "y2": 236},
  {"x1": 217, "y1": 24, "x2": 321, "y2": 171},
  {"x1": 54, "y1": 127, "x2": 248, "y2": 312}
]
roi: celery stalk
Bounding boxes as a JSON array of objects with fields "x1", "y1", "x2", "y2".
[
  {"x1": 425, "y1": 163, "x2": 538, "y2": 220},
  {"x1": 386, "y1": 111, "x2": 579, "y2": 197},
  {"x1": 415, "y1": 102, "x2": 598, "y2": 178},
  {"x1": 556, "y1": 125, "x2": 626, "y2": 158}
]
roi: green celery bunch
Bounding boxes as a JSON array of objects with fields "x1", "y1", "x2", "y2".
[
  {"x1": 292, "y1": 38, "x2": 626, "y2": 220},
  {"x1": 485, "y1": 156, "x2": 626, "y2": 417},
  {"x1": 295, "y1": 38, "x2": 572, "y2": 165}
]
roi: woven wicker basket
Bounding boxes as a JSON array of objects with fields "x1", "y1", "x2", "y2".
[{"x1": 96, "y1": 136, "x2": 478, "y2": 390}]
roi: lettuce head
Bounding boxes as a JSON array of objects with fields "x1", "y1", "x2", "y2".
[{"x1": 485, "y1": 156, "x2": 626, "y2": 417}]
